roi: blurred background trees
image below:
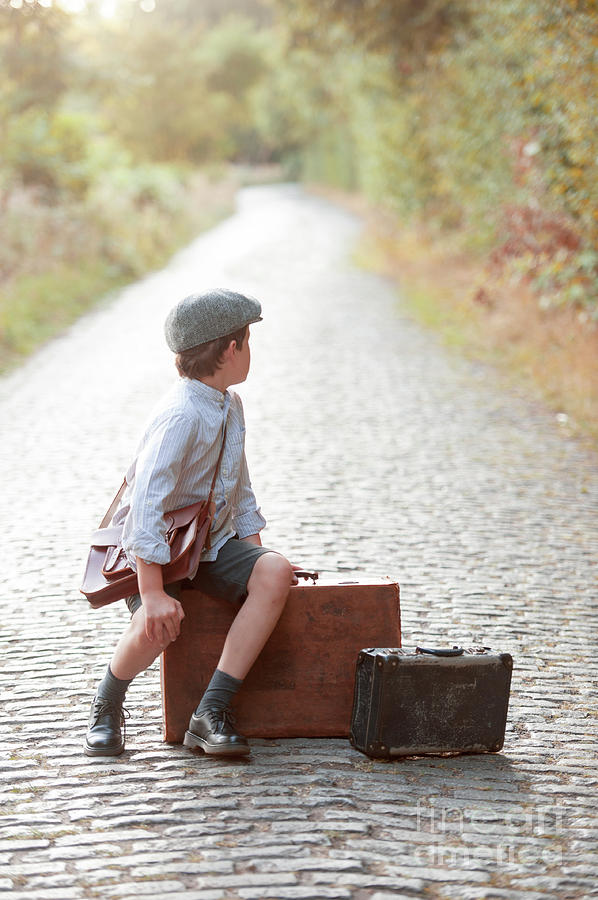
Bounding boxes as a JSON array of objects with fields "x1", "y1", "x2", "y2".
[
  {"x1": 1, "y1": 0, "x2": 596, "y2": 369},
  {"x1": 272, "y1": 0, "x2": 598, "y2": 319}
]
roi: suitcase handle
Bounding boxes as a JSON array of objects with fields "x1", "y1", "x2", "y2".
[
  {"x1": 415, "y1": 646, "x2": 464, "y2": 657},
  {"x1": 293, "y1": 569, "x2": 319, "y2": 583}
]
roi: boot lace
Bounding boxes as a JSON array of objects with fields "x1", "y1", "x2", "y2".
[
  {"x1": 92, "y1": 698, "x2": 130, "y2": 734},
  {"x1": 205, "y1": 707, "x2": 237, "y2": 735}
]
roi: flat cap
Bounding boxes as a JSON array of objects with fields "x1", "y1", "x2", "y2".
[{"x1": 165, "y1": 289, "x2": 262, "y2": 353}]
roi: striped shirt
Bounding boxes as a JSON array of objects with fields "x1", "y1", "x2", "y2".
[{"x1": 113, "y1": 377, "x2": 266, "y2": 569}]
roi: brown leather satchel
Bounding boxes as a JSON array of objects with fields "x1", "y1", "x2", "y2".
[{"x1": 81, "y1": 428, "x2": 226, "y2": 609}]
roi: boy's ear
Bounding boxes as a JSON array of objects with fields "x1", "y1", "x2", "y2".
[{"x1": 222, "y1": 339, "x2": 237, "y2": 359}]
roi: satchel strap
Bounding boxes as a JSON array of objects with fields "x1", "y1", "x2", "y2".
[
  {"x1": 99, "y1": 480, "x2": 128, "y2": 529},
  {"x1": 207, "y1": 421, "x2": 228, "y2": 503},
  {"x1": 98, "y1": 421, "x2": 228, "y2": 529}
]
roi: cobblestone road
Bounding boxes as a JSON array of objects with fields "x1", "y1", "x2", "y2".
[{"x1": 1, "y1": 184, "x2": 597, "y2": 899}]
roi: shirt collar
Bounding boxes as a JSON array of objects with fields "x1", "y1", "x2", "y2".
[{"x1": 183, "y1": 377, "x2": 229, "y2": 407}]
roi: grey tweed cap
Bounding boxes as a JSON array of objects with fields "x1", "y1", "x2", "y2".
[{"x1": 164, "y1": 288, "x2": 262, "y2": 352}]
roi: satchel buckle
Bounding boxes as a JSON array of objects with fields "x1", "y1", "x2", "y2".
[{"x1": 102, "y1": 546, "x2": 130, "y2": 578}]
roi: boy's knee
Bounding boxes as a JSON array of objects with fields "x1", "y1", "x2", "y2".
[
  {"x1": 130, "y1": 609, "x2": 172, "y2": 652},
  {"x1": 251, "y1": 552, "x2": 293, "y2": 594},
  {"x1": 268, "y1": 552, "x2": 294, "y2": 583}
]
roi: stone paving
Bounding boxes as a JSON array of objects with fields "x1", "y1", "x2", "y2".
[{"x1": 1, "y1": 183, "x2": 597, "y2": 900}]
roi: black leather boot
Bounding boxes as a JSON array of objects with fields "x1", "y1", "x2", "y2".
[
  {"x1": 184, "y1": 707, "x2": 249, "y2": 756},
  {"x1": 85, "y1": 695, "x2": 126, "y2": 757}
]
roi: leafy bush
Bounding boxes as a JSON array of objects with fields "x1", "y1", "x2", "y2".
[
  {"x1": 3, "y1": 108, "x2": 95, "y2": 198},
  {"x1": 273, "y1": 0, "x2": 598, "y2": 317},
  {"x1": 85, "y1": 163, "x2": 193, "y2": 277}
]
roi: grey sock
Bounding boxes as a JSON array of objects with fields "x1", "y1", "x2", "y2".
[
  {"x1": 96, "y1": 665, "x2": 132, "y2": 705},
  {"x1": 196, "y1": 668, "x2": 243, "y2": 715}
]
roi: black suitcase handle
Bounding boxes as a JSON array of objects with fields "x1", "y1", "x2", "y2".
[{"x1": 416, "y1": 646, "x2": 464, "y2": 657}]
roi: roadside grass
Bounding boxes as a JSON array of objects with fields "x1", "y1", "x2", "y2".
[
  {"x1": 0, "y1": 171, "x2": 238, "y2": 374},
  {"x1": 311, "y1": 185, "x2": 598, "y2": 449},
  {"x1": 0, "y1": 261, "x2": 128, "y2": 371},
  {"x1": 357, "y1": 215, "x2": 598, "y2": 448}
]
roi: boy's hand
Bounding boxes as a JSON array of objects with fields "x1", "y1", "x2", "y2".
[
  {"x1": 141, "y1": 590, "x2": 185, "y2": 645},
  {"x1": 136, "y1": 558, "x2": 184, "y2": 644}
]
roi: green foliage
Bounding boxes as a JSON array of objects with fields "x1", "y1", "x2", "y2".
[
  {"x1": 0, "y1": 0, "x2": 268, "y2": 369},
  {"x1": 2, "y1": 108, "x2": 95, "y2": 196},
  {"x1": 532, "y1": 250, "x2": 598, "y2": 316},
  {"x1": 0, "y1": 259, "x2": 126, "y2": 365},
  {"x1": 94, "y1": 13, "x2": 271, "y2": 164},
  {"x1": 2, "y1": 0, "x2": 596, "y2": 368},
  {"x1": 0, "y1": 0, "x2": 69, "y2": 116},
  {"x1": 274, "y1": 0, "x2": 468, "y2": 58},
  {"x1": 94, "y1": 20, "x2": 218, "y2": 162},
  {"x1": 197, "y1": 16, "x2": 271, "y2": 160},
  {"x1": 85, "y1": 162, "x2": 194, "y2": 276},
  {"x1": 274, "y1": 0, "x2": 598, "y2": 316},
  {"x1": 201, "y1": 16, "x2": 268, "y2": 95}
]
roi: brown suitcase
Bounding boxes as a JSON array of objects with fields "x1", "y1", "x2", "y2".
[{"x1": 161, "y1": 576, "x2": 400, "y2": 741}]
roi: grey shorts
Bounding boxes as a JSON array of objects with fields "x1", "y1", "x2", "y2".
[{"x1": 125, "y1": 536, "x2": 274, "y2": 616}]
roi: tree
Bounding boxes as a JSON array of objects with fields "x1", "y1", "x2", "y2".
[
  {"x1": 0, "y1": 0, "x2": 70, "y2": 117},
  {"x1": 0, "y1": 1, "x2": 85, "y2": 195},
  {"x1": 274, "y1": 0, "x2": 469, "y2": 63},
  {"x1": 97, "y1": 13, "x2": 271, "y2": 163}
]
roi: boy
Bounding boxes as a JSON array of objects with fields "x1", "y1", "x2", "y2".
[{"x1": 85, "y1": 289, "x2": 297, "y2": 758}]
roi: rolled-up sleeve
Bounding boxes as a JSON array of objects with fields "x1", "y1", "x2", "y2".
[
  {"x1": 231, "y1": 450, "x2": 266, "y2": 539},
  {"x1": 122, "y1": 412, "x2": 196, "y2": 565}
]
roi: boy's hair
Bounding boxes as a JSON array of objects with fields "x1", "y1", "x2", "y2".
[{"x1": 175, "y1": 325, "x2": 248, "y2": 380}]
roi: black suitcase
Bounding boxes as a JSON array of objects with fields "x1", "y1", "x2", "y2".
[{"x1": 350, "y1": 646, "x2": 513, "y2": 758}]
